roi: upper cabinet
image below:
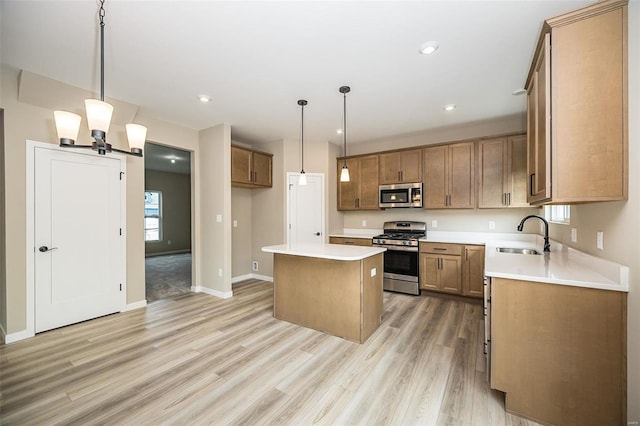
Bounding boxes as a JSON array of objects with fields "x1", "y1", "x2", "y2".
[
  {"x1": 231, "y1": 145, "x2": 273, "y2": 188},
  {"x1": 423, "y1": 142, "x2": 475, "y2": 209},
  {"x1": 337, "y1": 155, "x2": 379, "y2": 210},
  {"x1": 478, "y1": 134, "x2": 529, "y2": 208},
  {"x1": 525, "y1": 0, "x2": 628, "y2": 204},
  {"x1": 378, "y1": 149, "x2": 422, "y2": 184}
]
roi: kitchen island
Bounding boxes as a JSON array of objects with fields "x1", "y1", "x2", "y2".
[{"x1": 262, "y1": 244, "x2": 386, "y2": 344}]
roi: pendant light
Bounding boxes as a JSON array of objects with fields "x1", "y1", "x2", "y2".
[
  {"x1": 339, "y1": 86, "x2": 351, "y2": 182},
  {"x1": 297, "y1": 99, "x2": 308, "y2": 185},
  {"x1": 53, "y1": 0, "x2": 147, "y2": 157}
]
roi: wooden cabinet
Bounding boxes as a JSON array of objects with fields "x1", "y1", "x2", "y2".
[
  {"x1": 525, "y1": 0, "x2": 628, "y2": 204},
  {"x1": 378, "y1": 149, "x2": 422, "y2": 184},
  {"x1": 490, "y1": 277, "x2": 626, "y2": 425},
  {"x1": 231, "y1": 145, "x2": 273, "y2": 188},
  {"x1": 462, "y1": 245, "x2": 484, "y2": 298},
  {"x1": 329, "y1": 236, "x2": 372, "y2": 247},
  {"x1": 337, "y1": 155, "x2": 379, "y2": 210},
  {"x1": 478, "y1": 135, "x2": 528, "y2": 208},
  {"x1": 419, "y1": 243, "x2": 462, "y2": 294},
  {"x1": 423, "y1": 142, "x2": 475, "y2": 209}
]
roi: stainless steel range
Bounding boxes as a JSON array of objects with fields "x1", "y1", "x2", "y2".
[{"x1": 372, "y1": 221, "x2": 426, "y2": 295}]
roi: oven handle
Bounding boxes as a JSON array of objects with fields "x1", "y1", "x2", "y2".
[{"x1": 372, "y1": 244, "x2": 419, "y2": 253}]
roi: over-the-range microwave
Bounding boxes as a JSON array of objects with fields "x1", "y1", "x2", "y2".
[{"x1": 379, "y1": 182, "x2": 423, "y2": 208}]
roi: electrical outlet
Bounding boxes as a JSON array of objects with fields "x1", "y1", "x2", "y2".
[
  {"x1": 361, "y1": 220, "x2": 367, "y2": 227},
  {"x1": 233, "y1": 220, "x2": 238, "y2": 227},
  {"x1": 596, "y1": 231, "x2": 604, "y2": 250},
  {"x1": 252, "y1": 261, "x2": 259, "y2": 271},
  {"x1": 216, "y1": 214, "x2": 222, "y2": 223},
  {"x1": 488, "y1": 221, "x2": 495, "y2": 230},
  {"x1": 370, "y1": 267, "x2": 376, "y2": 277},
  {"x1": 167, "y1": 240, "x2": 172, "y2": 245},
  {"x1": 571, "y1": 228, "x2": 577, "y2": 243},
  {"x1": 431, "y1": 220, "x2": 438, "y2": 228},
  {"x1": 218, "y1": 268, "x2": 223, "y2": 277}
]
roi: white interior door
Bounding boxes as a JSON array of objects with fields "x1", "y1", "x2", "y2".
[
  {"x1": 287, "y1": 173, "x2": 325, "y2": 245},
  {"x1": 34, "y1": 147, "x2": 124, "y2": 333}
]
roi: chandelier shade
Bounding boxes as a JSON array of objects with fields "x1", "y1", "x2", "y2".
[{"x1": 53, "y1": 111, "x2": 82, "y2": 144}]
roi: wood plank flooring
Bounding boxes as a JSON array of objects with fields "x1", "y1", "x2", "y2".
[{"x1": 0, "y1": 279, "x2": 540, "y2": 425}]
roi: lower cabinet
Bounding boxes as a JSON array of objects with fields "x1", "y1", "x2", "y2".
[
  {"x1": 329, "y1": 236, "x2": 372, "y2": 247},
  {"x1": 419, "y1": 242, "x2": 484, "y2": 299}
]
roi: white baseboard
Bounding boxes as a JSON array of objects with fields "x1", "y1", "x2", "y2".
[
  {"x1": 124, "y1": 300, "x2": 147, "y2": 311},
  {"x1": 232, "y1": 273, "x2": 273, "y2": 283},
  {"x1": 251, "y1": 273, "x2": 273, "y2": 282},
  {"x1": 191, "y1": 285, "x2": 233, "y2": 299},
  {"x1": 3, "y1": 328, "x2": 35, "y2": 344}
]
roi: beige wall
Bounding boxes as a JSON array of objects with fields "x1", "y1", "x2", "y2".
[
  {"x1": 145, "y1": 169, "x2": 191, "y2": 256},
  {"x1": 232, "y1": 188, "x2": 252, "y2": 278},
  {"x1": 0, "y1": 109, "x2": 6, "y2": 334}
]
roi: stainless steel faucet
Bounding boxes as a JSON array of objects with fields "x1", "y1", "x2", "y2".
[{"x1": 517, "y1": 215, "x2": 551, "y2": 252}]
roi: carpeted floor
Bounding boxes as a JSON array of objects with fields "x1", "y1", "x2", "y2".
[{"x1": 145, "y1": 253, "x2": 192, "y2": 303}]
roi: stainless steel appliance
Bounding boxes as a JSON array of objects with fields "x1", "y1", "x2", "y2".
[
  {"x1": 372, "y1": 221, "x2": 426, "y2": 295},
  {"x1": 379, "y1": 183, "x2": 423, "y2": 208}
]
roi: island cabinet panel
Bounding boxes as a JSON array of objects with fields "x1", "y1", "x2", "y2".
[
  {"x1": 478, "y1": 135, "x2": 528, "y2": 208},
  {"x1": 378, "y1": 149, "x2": 422, "y2": 184},
  {"x1": 491, "y1": 278, "x2": 626, "y2": 426},
  {"x1": 231, "y1": 145, "x2": 273, "y2": 188},
  {"x1": 525, "y1": 0, "x2": 628, "y2": 204},
  {"x1": 423, "y1": 142, "x2": 475, "y2": 209},
  {"x1": 337, "y1": 155, "x2": 379, "y2": 210},
  {"x1": 273, "y1": 253, "x2": 383, "y2": 344}
]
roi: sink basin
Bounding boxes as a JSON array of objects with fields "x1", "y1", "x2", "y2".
[{"x1": 496, "y1": 247, "x2": 541, "y2": 255}]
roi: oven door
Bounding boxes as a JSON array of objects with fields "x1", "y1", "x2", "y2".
[{"x1": 382, "y1": 247, "x2": 419, "y2": 282}]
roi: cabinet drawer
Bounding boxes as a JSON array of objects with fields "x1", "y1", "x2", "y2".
[
  {"x1": 329, "y1": 237, "x2": 372, "y2": 247},
  {"x1": 420, "y1": 242, "x2": 463, "y2": 255}
]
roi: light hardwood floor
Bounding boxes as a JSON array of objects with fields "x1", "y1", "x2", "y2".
[{"x1": 0, "y1": 279, "x2": 540, "y2": 425}]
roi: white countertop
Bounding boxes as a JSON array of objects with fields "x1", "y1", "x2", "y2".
[
  {"x1": 329, "y1": 229, "x2": 629, "y2": 292},
  {"x1": 262, "y1": 243, "x2": 386, "y2": 261}
]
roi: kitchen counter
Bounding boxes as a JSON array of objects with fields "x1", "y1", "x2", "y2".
[{"x1": 262, "y1": 243, "x2": 385, "y2": 261}]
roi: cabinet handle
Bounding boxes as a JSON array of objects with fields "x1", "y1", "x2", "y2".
[
  {"x1": 465, "y1": 248, "x2": 468, "y2": 260},
  {"x1": 433, "y1": 247, "x2": 447, "y2": 251},
  {"x1": 400, "y1": 170, "x2": 403, "y2": 181},
  {"x1": 530, "y1": 173, "x2": 535, "y2": 196},
  {"x1": 356, "y1": 198, "x2": 360, "y2": 208},
  {"x1": 502, "y1": 193, "x2": 506, "y2": 206},
  {"x1": 507, "y1": 192, "x2": 511, "y2": 206}
]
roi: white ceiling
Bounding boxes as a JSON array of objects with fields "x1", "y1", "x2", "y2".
[{"x1": 1, "y1": 0, "x2": 591, "y2": 148}]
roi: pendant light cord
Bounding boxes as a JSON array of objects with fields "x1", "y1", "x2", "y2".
[
  {"x1": 99, "y1": 0, "x2": 106, "y2": 102},
  {"x1": 301, "y1": 103, "x2": 304, "y2": 172},
  {"x1": 342, "y1": 89, "x2": 347, "y2": 167}
]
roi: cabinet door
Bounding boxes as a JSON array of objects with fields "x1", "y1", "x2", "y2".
[
  {"x1": 478, "y1": 138, "x2": 508, "y2": 208},
  {"x1": 231, "y1": 146, "x2": 253, "y2": 185},
  {"x1": 439, "y1": 255, "x2": 462, "y2": 294},
  {"x1": 419, "y1": 254, "x2": 440, "y2": 291},
  {"x1": 358, "y1": 155, "x2": 380, "y2": 209},
  {"x1": 378, "y1": 152, "x2": 402, "y2": 184},
  {"x1": 252, "y1": 152, "x2": 272, "y2": 187},
  {"x1": 337, "y1": 158, "x2": 359, "y2": 210},
  {"x1": 507, "y1": 135, "x2": 529, "y2": 207},
  {"x1": 423, "y1": 146, "x2": 448, "y2": 208},
  {"x1": 463, "y1": 246, "x2": 484, "y2": 298},
  {"x1": 527, "y1": 33, "x2": 551, "y2": 204},
  {"x1": 399, "y1": 149, "x2": 422, "y2": 182},
  {"x1": 448, "y1": 142, "x2": 475, "y2": 209}
]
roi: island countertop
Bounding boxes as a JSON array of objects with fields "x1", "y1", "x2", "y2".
[{"x1": 262, "y1": 243, "x2": 386, "y2": 261}]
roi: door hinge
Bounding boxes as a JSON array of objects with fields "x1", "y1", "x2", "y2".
[
  {"x1": 119, "y1": 172, "x2": 124, "y2": 180},
  {"x1": 119, "y1": 283, "x2": 122, "y2": 291},
  {"x1": 289, "y1": 183, "x2": 293, "y2": 190},
  {"x1": 119, "y1": 228, "x2": 122, "y2": 236},
  {"x1": 289, "y1": 224, "x2": 291, "y2": 230}
]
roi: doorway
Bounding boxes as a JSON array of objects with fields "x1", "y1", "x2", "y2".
[
  {"x1": 287, "y1": 172, "x2": 325, "y2": 245},
  {"x1": 144, "y1": 142, "x2": 193, "y2": 302}
]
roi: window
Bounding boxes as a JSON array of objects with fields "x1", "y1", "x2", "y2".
[
  {"x1": 545, "y1": 205, "x2": 570, "y2": 224},
  {"x1": 144, "y1": 191, "x2": 162, "y2": 241}
]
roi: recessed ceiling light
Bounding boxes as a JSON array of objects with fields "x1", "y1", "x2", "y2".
[
  {"x1": 512, "y1": 88, "x2": 526, "y2": 96},
  {"x1": 171, "y1": 159, "x2": 176, "y2": 164},
  {"x1": 336, "y1": 129, "x2": 343, "y2": 134},
  {"x1": 419, "y1": 41, "x2": 439, "y2": 55},
  {"x1": 443, "y1": 104, "x2": 456, "y2": 111},
  {"x1": 198, "y1": 94, "x2": 212, "y2": 103}
]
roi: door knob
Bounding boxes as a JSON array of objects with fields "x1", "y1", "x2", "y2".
[
  {"x1": 39, "y1": 246, "x2": 58, "y2": 252},
  {"x1": 314, "y1": 232, "x2": 321, "y2": 236}
]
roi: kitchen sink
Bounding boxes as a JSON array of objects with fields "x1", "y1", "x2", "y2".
[{"x1": 496, "y1": 247, "x2": 541, "y2": 255}]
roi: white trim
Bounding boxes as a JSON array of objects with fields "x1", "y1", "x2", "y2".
[
  {"x1": 145, "y1": 249, "x2": 191, "y2": 258},
  {"x1": 124, "y1": 300, "x2": 147, "y2": 311},
  {"x1": 286, "y1": 172, "x2": 325, "y2": 245},
  {"x1": 191, "y1": 285, "x2": 233, "y2": 299},
  {"x1": 4, "y1": 329, "x2": 35, "y2": 344},
  {"x1": 25, "y1": 141, "x2": 128, "y2": 337},
  {"x1": 232, "y1": 273, "x2": 273, "y2": 283}
]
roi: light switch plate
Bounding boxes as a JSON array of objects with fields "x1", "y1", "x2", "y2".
[
  {"x1": 218, "y1": 268, "x2": 223, "y2": 277},
  {"x1": 216, "y1": 214, "x2": 222, "y2": 223},
  {"x1": 571, "y1": 228, "x2": 577, "y2": 243},
  {"x1": 233, "y1": 220, "x2": 238, "y2": 227},
  {"x1": 488, "y1": 221, "x2": 495, "y2": 230},
  {"x1": 431, "y1": 220, "x2": 437, "y2": 228},
  {"x1": 362, "y1": 220, "x2": 367, "y2": 227},
  {"x1": 596, "y1": 231, "x2": 604, "y2": 250}
]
